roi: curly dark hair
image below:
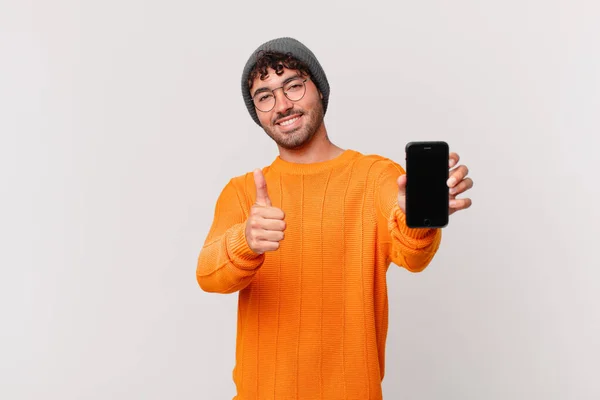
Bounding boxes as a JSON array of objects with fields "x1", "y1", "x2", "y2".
[{"x1": 247, "y1": 50, "x2": 311, "y2": 90}]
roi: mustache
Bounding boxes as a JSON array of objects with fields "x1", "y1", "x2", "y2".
[{"x1": 273, "y1": 109, "x2": 304, "y2": 124}]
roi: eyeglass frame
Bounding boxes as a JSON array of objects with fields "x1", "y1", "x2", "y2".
[{"x1": 252, "y1": 77, "x2": 310, "y2": 113}]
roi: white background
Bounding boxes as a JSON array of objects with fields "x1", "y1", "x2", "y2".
[{"x1": 1, "y1": 0, "x2": 599, "y2": 399}]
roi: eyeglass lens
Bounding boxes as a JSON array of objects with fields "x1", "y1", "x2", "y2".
[{"x1": 253, "y1": 78, "x2": 306, "y2": 112}]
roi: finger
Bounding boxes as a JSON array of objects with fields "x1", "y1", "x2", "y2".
[
  {"x1": 396, "y1": 174, "x2": 407, "y2": 195},
  {"x1": 449, "y1": 177, "x2": 474, "y2": 196},
  {"x1": 449, "y1": 198, "x2": 472, "y2": 210},
  {"x1": 254, "y1": 229, "x2": 285, "y2": 242},
  {"x1": 449, "y1": 152, "x2": 460, "y2": 168},
  {"x1": 447, "y1": 165, "x2": 469, "y2": 188},
  {"x1": 257, "y1": 206, "x2": 285, "y2": 220},
  {"x1": 256, "y1": 240, "x2": 280, "y2": 252},
  {"x1": 259, "y1": 218, "x2": 286, "y2": 231},
  {"x1": 253, "y1": 169, "x2": 271, "y2": 207}
]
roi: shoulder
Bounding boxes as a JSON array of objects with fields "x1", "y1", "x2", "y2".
[
  {"x1": 222, "y1": 165, "x2": 274, "y2": 205},
  {"x1": 228, "y1": 165, "x2": 273, "y2": 189},
  {"x1": 221, "y1": 172, "x2": 252, "y2": 201},
  {"x1": 352, "y1": 151, "x2": 406, "y2": 178}
]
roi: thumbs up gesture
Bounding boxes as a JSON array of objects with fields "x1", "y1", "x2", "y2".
[{"x1": 245, "y1": 169, "x2": 286, "y2": 255}]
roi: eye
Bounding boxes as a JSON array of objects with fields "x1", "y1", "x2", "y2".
[
  {"x1": 287, "y1": 83, "x2": 302, "y2": 91},
  {"x1": 258, "y1": 93, "x2": 273, "y2": 103}
]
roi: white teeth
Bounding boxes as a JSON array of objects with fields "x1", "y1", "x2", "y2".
[{"x1": 280, "y1": 116, "x2": 299, "y2": 126}]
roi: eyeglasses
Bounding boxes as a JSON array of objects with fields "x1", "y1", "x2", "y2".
[{"x1": 252, "y1": 78, "x2": 309, "y2": 112}]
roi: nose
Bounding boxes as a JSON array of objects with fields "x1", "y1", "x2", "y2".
[{"x1": 273, "y1": 88, "x2": 293, "y2": 116}]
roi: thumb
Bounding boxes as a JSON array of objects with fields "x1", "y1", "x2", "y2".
[
  {"x1": 397, "y1": 174, "x2": 407, "y2": 197},
  {"x1": 253, "y1": 169, "x2": 271, "y2": 206}
]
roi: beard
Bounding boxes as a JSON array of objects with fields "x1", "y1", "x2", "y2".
[{"x1": 261, "y1": 101, "x2": 324, "y2": 150}]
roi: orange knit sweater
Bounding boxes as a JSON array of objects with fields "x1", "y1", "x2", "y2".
[{"x1": 197, "y1": 149, "x2": 442, "y2": 400}]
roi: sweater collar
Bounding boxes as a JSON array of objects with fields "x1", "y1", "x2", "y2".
[{"x1": 270, "y1": 149, "x2": 361, "y2": 175}]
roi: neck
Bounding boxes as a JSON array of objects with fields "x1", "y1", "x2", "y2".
[{"x1": 277, "y1": 122, "x2": 344, "y2": 164}]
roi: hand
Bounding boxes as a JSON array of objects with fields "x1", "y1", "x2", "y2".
[
  {"x1": 245, "y1": 169, "x2": 286, "y2": 254},
  {"x1": 446, "y1": 152, "x2": 473, "y2": 215},
  {"x1": 396, "y1": 151, "x2": 473, "y2": 216}
]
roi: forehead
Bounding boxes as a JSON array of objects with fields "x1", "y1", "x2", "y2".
[{"x1": 250, "y1": 67, "x2": 302, "y2": 91}]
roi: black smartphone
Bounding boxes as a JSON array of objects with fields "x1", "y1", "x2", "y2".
[{"x1": 405, "y1": 141, "x2": 449, "y2": 228}]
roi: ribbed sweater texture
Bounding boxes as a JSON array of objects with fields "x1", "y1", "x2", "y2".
[{"x1": 197, "y1": 149, "x2": 442, "y2": 400}]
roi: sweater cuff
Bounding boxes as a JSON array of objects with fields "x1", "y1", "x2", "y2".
[
  {"x1": 227, "y1": 223, "x2": 264, "y2": 270},
  {"x1": 388, "y1": 204, "x2": 438, "y2": 248}
]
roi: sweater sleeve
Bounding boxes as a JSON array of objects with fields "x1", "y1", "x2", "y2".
[
  {"x1": 375, "y1": 160, "x2": 442, "y2": 272},
  {"x1": 196, "y1": 178, "x2": 265, "y2": 293}
]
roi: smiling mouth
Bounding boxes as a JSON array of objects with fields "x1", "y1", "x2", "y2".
[
  {"x1": 279, "y1": 116, "x2": 300, "y2": 126},
  {"x1": 276, "y1": 113, "x2": 303, "y2": 126}
]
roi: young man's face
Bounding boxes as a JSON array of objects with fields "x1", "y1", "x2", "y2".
[{"x1": 250, "y1": 67, "x2": 324, "y2": 150}]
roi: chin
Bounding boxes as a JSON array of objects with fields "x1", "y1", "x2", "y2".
[
  {"x1": 277, "y1": 134, "x2": 310, "y2": 149},
  {"x1": 261, "y1": 105, "x2": 324, "y2": 149}
]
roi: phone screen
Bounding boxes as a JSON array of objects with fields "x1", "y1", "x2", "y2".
[{"x1": 405, "y1": 142, "x2": 449, "y2": 228}]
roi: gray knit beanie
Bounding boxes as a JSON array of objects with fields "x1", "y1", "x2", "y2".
[{"x1": 241, "y1": 37, "x2": 330, "y2": 126}]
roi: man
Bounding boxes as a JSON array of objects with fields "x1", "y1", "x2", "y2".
[{"x1": 197, "y1": 37, "x2": 473, "y2": 400}]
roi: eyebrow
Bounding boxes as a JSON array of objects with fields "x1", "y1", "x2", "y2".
[{"x1": 252, "y1": 75, "x2": 302, "y2": 98}]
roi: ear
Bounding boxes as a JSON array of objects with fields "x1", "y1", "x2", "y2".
[{"x1": 319, "y1": 90, "x2": 323, "y2": 99}]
